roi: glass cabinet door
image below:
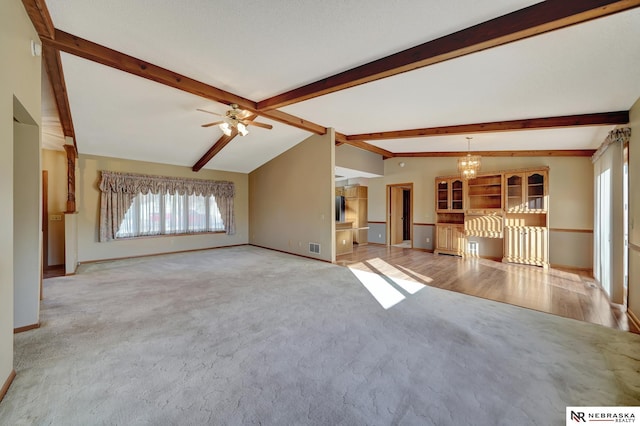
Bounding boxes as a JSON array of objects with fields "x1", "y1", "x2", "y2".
[
  {"x1": 451, "y1": 179, "x2": 464, "y2": 211},
  {"x1": 506, "y1": 174, "x2": 524, "y2": 211},
  {"x1": 527, "y1": 173, "x2": 545, "y2": 211},
  {"x1": 437, "y1": 180, "x2": 449, "y2": 211}
]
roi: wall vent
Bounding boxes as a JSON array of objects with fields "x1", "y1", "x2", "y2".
[{"x1": 309, "y1": 243, "x2": 321, "y2": 254}]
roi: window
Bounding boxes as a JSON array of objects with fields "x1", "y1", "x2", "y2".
[
  {"x1": 116, "y1": 193, "x2": 225, "y2": 238},
  {"x1": 99, "y1": 171, "x2": 234, "y2": 242}
]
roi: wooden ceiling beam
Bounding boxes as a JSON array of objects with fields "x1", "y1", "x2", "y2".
[
  {"x1": 44, "y1": 30, "x2": 330, "y2": 136},
  {"x1": 335, "y1": 131, "x2": 394, "y2": 158},
  {"x1": 334, "y1": 132, "x2": 348, "y2": 145},
  {"x1": 341, "y1": 140, "x2": 394, "y2": 159},
  {"x1": 22, "y1": 0, "x2": 77, "y2": 151},
  {"x1": 257, "y1": 109, "x2": 327, "y2": 135},
  {"x1": 257, "y1": 0, "x2": 640, "y2": 110},
  {"x1": 45, "y1": 30, "x2": 255, "y2": 110},
  {"x1": 21, "y1": 0, "x2": 55, "y2": 39},
  {"x1": 42, "y1": 46, "x2": 76, "y2": 147},
  {"x1": 347, "y1": 111, "x2": 630, "y2": 141},
  {"x1": 397, "y1": 150, "x2": 596, "y2": 158},
  {"x1": 192, "y1": 128, "x2": 243, "y2": 172}
]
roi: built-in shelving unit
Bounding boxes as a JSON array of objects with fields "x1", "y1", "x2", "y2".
[
  {"x1": 466, "y1": 174, "x2": 502, "y2": 213},
  {"x1": 434, "y1": 167, "x2": 549, "y2": 268}
]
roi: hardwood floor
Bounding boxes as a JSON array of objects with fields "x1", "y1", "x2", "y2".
[
  {"x1": 337, "y1": 244, "x2": 635, "y2": 332},
  {"x1": 43, "y1": 265, "x2": 65, "y2": 279}
]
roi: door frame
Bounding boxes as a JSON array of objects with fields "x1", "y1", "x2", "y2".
[{"x1": 386, "y1": 183, "x2": 413, "y2": 247}]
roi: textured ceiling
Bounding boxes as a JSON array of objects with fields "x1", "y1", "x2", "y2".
[{"x1": 41, "y1": 1, "x2": 640, "y2": 173}]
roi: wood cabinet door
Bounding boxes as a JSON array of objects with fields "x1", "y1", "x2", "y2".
[
  {"x1": 504, "y1": 227, "x2": 522, "y2": 261},
  {"x1": 524, "y1": 227, "x2": 548, "y2": 265},
  {"x1": 436, "y1": 225, "x2": 450, "y2": 250},
  {"x1": 451, "y1": 225, "x2": 465, "y2": 253},
  {"x1": 504, "y1": 226, "x2": 548, "y2": 266}
]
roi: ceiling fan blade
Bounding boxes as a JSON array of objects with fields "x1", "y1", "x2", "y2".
[
  {"x1": 246, "y1": 120, "x2": 273, "y2": 130},
  {"x1": 201, "y1": 121, "x2": 224, "y2": 127},
  {"x1": 197, "y1": 108, "x2": 224, "y2": 117}
]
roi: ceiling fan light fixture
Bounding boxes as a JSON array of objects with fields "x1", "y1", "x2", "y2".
[
  {"x1": 237, "y1": 122, "x2": 249, "y2": 136},
  {"x1": 220, "y1": 122, "x2": 232, "y2": 136}
]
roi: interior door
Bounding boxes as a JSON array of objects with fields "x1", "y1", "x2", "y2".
[{"x1": 390, "y1": 186, "x2": 404, "y2": 245}]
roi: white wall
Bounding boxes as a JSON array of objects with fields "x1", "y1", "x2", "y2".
[
  {"x1": 75, "y1": 154, "x2": 249, "y2": 262},
  {"x1": 249, "y1": 131, "x2": 335, "y2": 262},
  {"x1": 0, "y1": 0, "x2": 42, "y2": 392}
]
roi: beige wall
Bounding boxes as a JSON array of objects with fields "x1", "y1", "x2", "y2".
[
  {"x1": 249, "y1": 131, "x2": 335, "y2": 262},
  {"x1": 628, "y1": 97, "x2": 640, "y2": 318},
  {"x1": 336, "y1": 144, "x2": 383, "y2": 176},
  {"x1": 0, "y1": 0, "x2": 42, "y2": 391},
  {"x1": 75, "y1": 154, "x2": 249, "y2": 263},
  {"x1": 13, "y1": 122, "x2": 41, "y2": 329},
  {"x1": 368, "y1": 156, "x2": 594, "y2": 268},
  {"x1": 42, "y1": 149, "x2": 67, "y2": 266}
]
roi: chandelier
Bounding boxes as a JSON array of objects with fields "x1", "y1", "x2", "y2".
[{"x1": 457, "y1": 137, "x2": 481, "y2": 179}]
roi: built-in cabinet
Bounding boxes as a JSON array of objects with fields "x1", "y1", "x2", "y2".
[
  {"x1": 436, "y1": 178, "x2": 464, "y2": 212},
  {"x1": 344, "y1": 185, "x2": 368, "y2": 245},
  {"x1": 502, "y1": 169, "x2": 549, "y2": 267},
  {"x1": 435, "y1": 178, "x2": 465, "y2": 256},
  {"x1": 435, "y1": 223, "x2": 465, "y2": 256},
  {"x1": 504, "y1": 171, "x2": 547, "y2": 212},
  {"x1": 335, "y1": 185, "x2": 367, "y2": 256},
  {"x1": 503, "y1": 226, "x2": 548, "y2": 267},
  {"x1": 434, "y1": 167, "x2": 549, "y2": 268}
]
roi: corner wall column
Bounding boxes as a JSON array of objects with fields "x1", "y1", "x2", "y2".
[{"x1": 63, "y1": 143, "x2": 76, "y2": 213}]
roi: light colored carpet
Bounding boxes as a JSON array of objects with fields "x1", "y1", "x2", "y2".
[{"x1": 2, "y1": 245, "x2": 639, "y2": 425}]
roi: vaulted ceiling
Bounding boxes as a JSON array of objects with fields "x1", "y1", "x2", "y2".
[{"x1": 29, "y1": 0, "x2": 640, "y2": 173}]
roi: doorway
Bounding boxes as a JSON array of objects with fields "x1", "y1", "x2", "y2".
[
  {"x1": 13, "y1": 96, "x2": 42, "y2": 330},
  {"x1": 387, "y1": 183, "x2": 413, "y2": 248}
]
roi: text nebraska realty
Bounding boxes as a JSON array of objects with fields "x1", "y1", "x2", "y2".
[{"x1": 584, "y1": 412, "x2": 635, "y2": 422}]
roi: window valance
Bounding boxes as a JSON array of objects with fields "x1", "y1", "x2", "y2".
[
  {"x1": 592, "y1": 127, "x2": 631, "y2": 163},
  {"x1": 99, "y1": 171, "x2": 235, "y2": 198},
  {"x1": 99, "y1": 171, "x2": 235, "y2": 241}
]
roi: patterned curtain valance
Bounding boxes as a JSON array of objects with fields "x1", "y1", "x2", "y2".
[
  {"x1": 99, "y1": 171, "x2": 235, "y2": 198},
  {"x1": 592, "y1": 127, "x2": 631, "y2": 163}
]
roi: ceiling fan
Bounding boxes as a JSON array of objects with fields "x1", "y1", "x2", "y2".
[{"x1": 197, "y1": 104, "x2": 273, "y2": 136}]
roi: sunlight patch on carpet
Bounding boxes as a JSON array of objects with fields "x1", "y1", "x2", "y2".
[{"x1": 348, "y1": 267, "x2": 405, "y2": 309}]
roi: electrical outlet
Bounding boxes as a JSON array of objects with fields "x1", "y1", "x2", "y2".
[
  {"x1": 426, "y1": 237, "x2": 430, "y2": 243},
  {"x1": 378, "y1": 234, "x2": 382, "y2": 238}
]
